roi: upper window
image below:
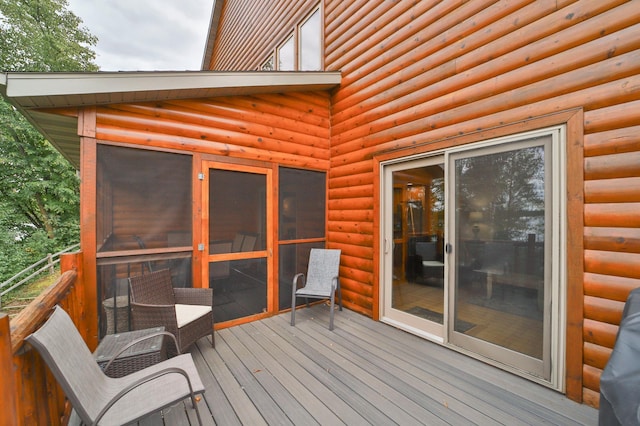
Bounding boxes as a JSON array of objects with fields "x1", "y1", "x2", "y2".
[
  {"x1": 265, "y1": 4, "x2": 322, "y2": 71},
  {"x1": 299, "y1": 8, "x2": 321, "y2": 70},
  {"x1": 277, "y1": 35, "x2": 295, "y2": 71},
  {"x1": 261, "y1": 55, "x2": 274, "y2": 71}
]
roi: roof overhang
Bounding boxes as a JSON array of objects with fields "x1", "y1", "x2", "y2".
[{"x1": 0, "y1": 70, "x2": 341, "y2": 168}]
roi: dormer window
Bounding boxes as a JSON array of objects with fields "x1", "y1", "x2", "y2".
[{"x1": 263, "y1": 4, "x2": 322, "y2": 71}]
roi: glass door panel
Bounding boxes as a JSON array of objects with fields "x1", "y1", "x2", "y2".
[
  {"x1": 383, "y1": 157, "x2": 445, "y2": 338},
  {"x1": 449, "y1": 137, "x2": 551, "y2": 379}
]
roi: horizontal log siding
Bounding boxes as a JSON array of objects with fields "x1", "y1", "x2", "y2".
[
  {"x1": 94, "y1": 92, "x2": 331, "y2": 170},
  {"x1": 324, "y1": 0, "x2": 640, "y2": 406},
  {"x1": 208, "y1": 0, "x2": 320, "y2": 71}
]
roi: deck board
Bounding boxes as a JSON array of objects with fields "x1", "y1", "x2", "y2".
[{"x1": 153, "y1": 304, "x2": 597, "y2": 425}]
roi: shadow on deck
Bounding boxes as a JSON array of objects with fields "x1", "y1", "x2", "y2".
[{"x1": 147, "y1": 304, "x2": 598, "y2": 425}]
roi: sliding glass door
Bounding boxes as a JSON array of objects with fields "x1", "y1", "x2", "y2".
[
  {"x1": 447, "y1": 136, "x2": 552, "y2": 380},
  {"x1": 382, "y1": 157, "x2": 446, "y2": 340},
  {"x1": 382, "y1": 127, "x2": 564, "y2": 385}
]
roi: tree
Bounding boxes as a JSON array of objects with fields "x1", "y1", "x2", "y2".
[
  {"x1": 456, "y1": 145, "x2": 545, "y2": 241},
  {"x1": 0, "y1": 0, "x2": 98, "y2": 281}
]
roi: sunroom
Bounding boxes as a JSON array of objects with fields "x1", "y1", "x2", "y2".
[{"x1": 1, "y1": 70, "x2": 341, "y2": 338}]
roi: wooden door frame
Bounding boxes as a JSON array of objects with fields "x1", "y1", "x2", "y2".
[
  {"x1": 373, "y1": 109, "x2": 584, "y2": 401},
  {"x1": 199, "y1": 159, "x2": 275, "y2": 328}
]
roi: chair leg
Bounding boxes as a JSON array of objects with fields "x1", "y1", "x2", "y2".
[
  {"x1": 291, "y1": 289, "x2": 297, "y2": 326},
  {"x1": 329, "y1": 292, "x2": 335, "y2": 331},
  {"x1": 337, "y1": 278, "x2": 343, "y2": 311},
  {"x1": 190, "y1": 393, "x2": 203, "y2": 426}
]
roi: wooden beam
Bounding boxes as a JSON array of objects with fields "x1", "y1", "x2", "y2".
[{"x1": 0, "y1": 314, "x2": 18, "y2": 426}]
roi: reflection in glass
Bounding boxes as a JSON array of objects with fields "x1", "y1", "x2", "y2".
[
  {"x1": 392, "y1": 164, "x2": 445, "y2": 324},
  {"x1": 454, "y1": 143, "x2": 546, "y2": 359}
]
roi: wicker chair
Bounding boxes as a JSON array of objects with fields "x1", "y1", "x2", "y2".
[
  {"x1": 129, "y1": 269, "x2": 214, "y2": 356},
  {"x1": 290, "y1": 248, "x2": 342, "y2": 330}
]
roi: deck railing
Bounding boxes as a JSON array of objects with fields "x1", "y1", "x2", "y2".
[{"x1": 0, "y1": 252, "x2": 85, "y2": 425}]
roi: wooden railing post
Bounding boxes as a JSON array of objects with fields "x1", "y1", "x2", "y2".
[{"x1": 0, "y1": 313, "x2": 18, "y2": 426}]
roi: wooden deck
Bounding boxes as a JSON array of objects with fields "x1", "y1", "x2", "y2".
[{"x1": 131, "y1": 304, "x2": 598, "y2": 425}]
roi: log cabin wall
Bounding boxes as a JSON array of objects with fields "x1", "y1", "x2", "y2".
[
  {"x1": 206, "y1": 0, "x2": 640, "y2": 406},
  {"x1": 208, "y1": 0, "x2": 321, "y2": 70},
  {"x1": 93, "y1": 93, "x2": 332, "y2": 170},
  {"x1": 324, "y1": 0, "x2": 640, "y2": 407}
]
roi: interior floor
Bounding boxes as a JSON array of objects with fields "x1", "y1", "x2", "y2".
[{"x1": 392, "y1": 279, "x2": 543, "y2": 359}]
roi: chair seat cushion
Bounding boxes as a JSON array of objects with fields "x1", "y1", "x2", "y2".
[{"x1": 175, "y1": 304, "x2": 212, "y2": 328}]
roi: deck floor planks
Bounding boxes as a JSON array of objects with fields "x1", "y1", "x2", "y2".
[
  {"x1": 323, "y1": 306, "x2": 546, "y2": 425},
  {"x1": 184, "y1": 304, "x2": 597, "y2": 425},
  {"x1": 195, "y1": 335, "x2": 267, "y2": 425},
  {"x1": 190, "y1": 341, "x2": 241, "y2": 426},
  {"x1": 232, "y1": 322, "x2": 346, "y2": 424},
  {"x1": 292, "y1": 307, "x2": 506, "y2": 425},
  {"x1": 219, "y1": 326, "x2": 320, "y2": 425},
  {"x1": 215, "y1": 328, "x2": 294, "y2": 425},
  {"x1": 323, "y1": 305, "x2": 597, "y2": 425},
  {"x1": 249, "y1": 320, "x2": 371, "y2": 425},
  {"x1": 260, "y1": 314, "x2": 401, "y2": 425},
  {"x1": 271, "y1": 310, "x2": 455, "y2": 425}
]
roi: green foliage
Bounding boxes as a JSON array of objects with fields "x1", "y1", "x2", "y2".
[
  {"x1": 0, "y1": 0, "x2": 98, "y2": 72},
  {"x1": 0, "y1": 0, "x2": 97, "y2": 281}
]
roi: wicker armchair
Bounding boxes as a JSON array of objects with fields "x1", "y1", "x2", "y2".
[{"x1": 129, "y1": 269, "x2": 214, "y2": 356}]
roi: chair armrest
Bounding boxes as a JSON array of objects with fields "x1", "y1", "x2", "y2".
[
  {"x1": 96, "y1": 365, "x2": 200, "y2": 424},
  {"x1": 293, "y1": 273, "x2": 305, "y2": 289},
  {"x1": 174, "y1": 288, "x2": 213, "y2": 306},
  {"x1": 102, "y1": 331, "x2": 181, "y2": 374}
]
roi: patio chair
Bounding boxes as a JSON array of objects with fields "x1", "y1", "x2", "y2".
[
  {"x1": 129, "y1": 269, "x2": 214, "y2": 356},
  {"x1": 25, "y1": 305, "x2": 205, "y2": 425},
  {"x1": 291, "y1": 248, "x2": 342, "y2": 330}
]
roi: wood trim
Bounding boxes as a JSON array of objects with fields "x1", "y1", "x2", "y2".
[
  {"x1": 79, "y1": 112, "x2": 99, "y2": 349},
  {"x1": 77, "y1": 106, "x2": 96, "y2": 138},
  {"x1": 564, "y1": 109, "x2": 585, "y2": 402},
  {"x1": 0, "y1": 314, "x2": 18, "y2": 426},
  {"x1": 192, "y1": 153, "x2": 204, "y2": 289},
  {"x1": 372, "y1": 158, "x2": 380, "y2": 321},
  {"x1": 200, "y1": 159, "x2": 277, "y2": 316},
  {"x1": 96, "y1": 246, "x2": 193, "y2": 258}
]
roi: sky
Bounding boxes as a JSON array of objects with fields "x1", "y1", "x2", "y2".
[{"x1": 66, "y1": 0, "x2": 214, "y2": 71}]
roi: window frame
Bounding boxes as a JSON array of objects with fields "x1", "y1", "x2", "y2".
[{"x1": 263, "y1": 3, "x2": 322, "y2": 71}]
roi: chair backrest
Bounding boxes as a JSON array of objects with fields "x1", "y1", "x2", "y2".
[
  {"x1": 25, "y1": 306, "x2": 108, "y2": 423},
  {"x1": 415, "y1": 242, "x2": 437, "y2": 261},
  {"x1": 231, "y1": 233, "x2": 245, "y2": 252},
  {"x1": 241, "y1": 234, "x2": 257, "y2": 252},
  {"x1": 305, "y1": 249, "x2": 341, "y2": 290},
  {"x1": 129, "y1": 269, "x2": 176, "y2": 305}
]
